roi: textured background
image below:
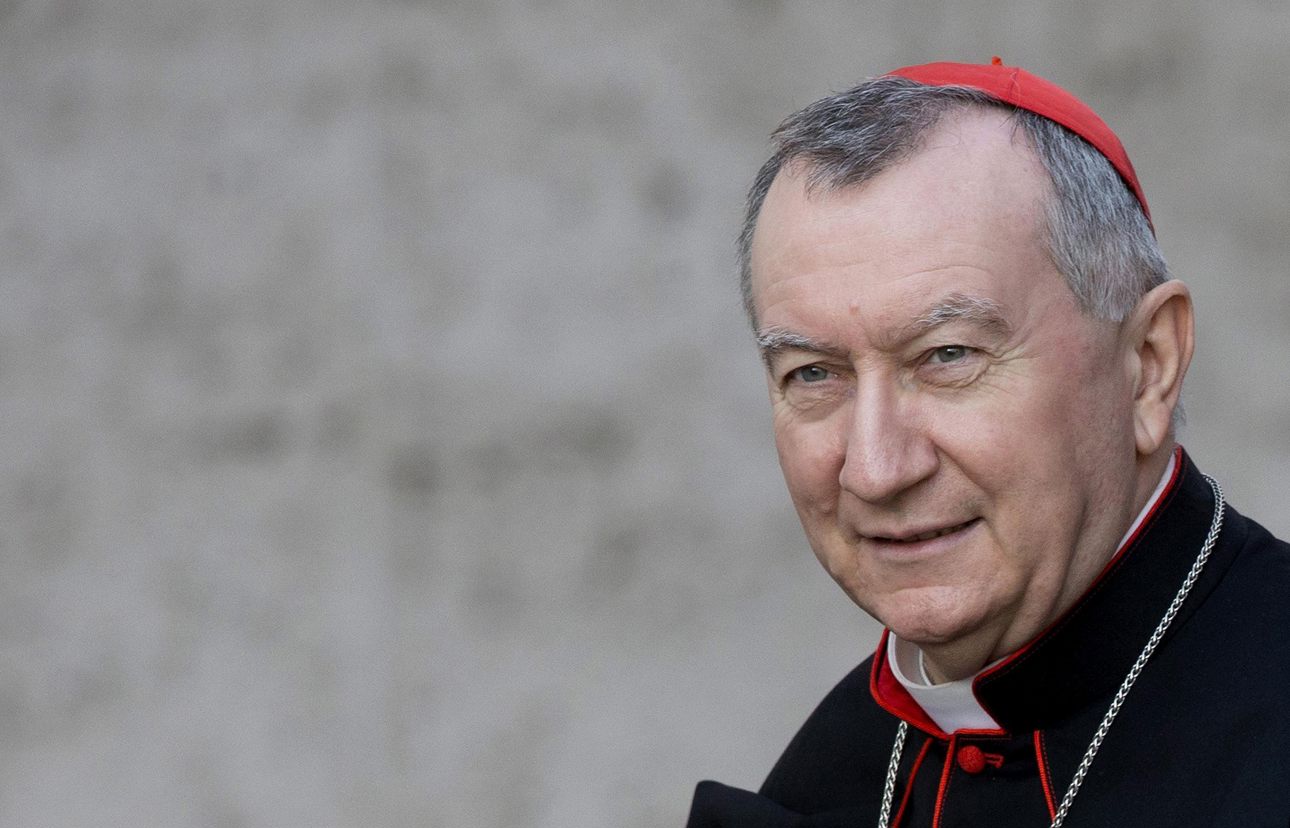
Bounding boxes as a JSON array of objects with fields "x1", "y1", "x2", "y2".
[{"x1": 1, "y1": 1, "x2": 1287, "y2": 826}]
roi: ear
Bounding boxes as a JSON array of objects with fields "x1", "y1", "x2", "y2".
[{"x1": 1123, "y1": 281, "x2": 1195, "y2": 456}]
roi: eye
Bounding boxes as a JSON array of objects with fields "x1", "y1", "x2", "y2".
[
  {"x1": 927, "y1": 345, "x2": 971, "y2": 365},
  {"x1": 790, "y1": 365, "x2": 832, "y2": 383}
]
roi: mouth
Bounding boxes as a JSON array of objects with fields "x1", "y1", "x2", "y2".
[{"x1": 867, "y1": 518, "x2": 980, "y2": 544}]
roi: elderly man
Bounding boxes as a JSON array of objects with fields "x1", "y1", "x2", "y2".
[{"x1": 688, "y1": 60, "x2": 1290, "y2": 827}]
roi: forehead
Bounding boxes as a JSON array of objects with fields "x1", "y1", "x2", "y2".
[{"x1": 750, "y1": 110, "x2": 1062, "y2": 333}]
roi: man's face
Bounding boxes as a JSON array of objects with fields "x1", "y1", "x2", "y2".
[{"x1": 749, "y1": 110, "x2": 1143, "y2": 668}]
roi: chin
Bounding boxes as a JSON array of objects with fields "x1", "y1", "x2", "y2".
[{"x1": 863, "y1": 586, "x2": 995, "y2": 647}]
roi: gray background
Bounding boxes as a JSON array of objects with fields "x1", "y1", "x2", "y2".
[{"x1": 1, "y1": 1, "x2": 1287, "y2": 826}]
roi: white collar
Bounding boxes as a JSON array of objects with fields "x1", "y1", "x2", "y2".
[{"x1": 889, "y1": 452, "x2": 1177, "y2": 733}]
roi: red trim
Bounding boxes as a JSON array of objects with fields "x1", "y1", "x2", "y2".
[
  {"x1": 870, "y1": 629, "x2": 1010, "y2": 738},
  {"x1": 974, "y1": 446, "x2": 1185, "y2": 693},
  {"x1": 1034, "y1": 730, "x2": 1057, "y2": 821},
  {"x1": 891, "y1": 737, "x2": 933, "y2": 828},
  {"x1": 870, "y1": 630, "x2": 951, "y2": 739},
  {"x1": 1113, "y1": 445, "x2": 1184, "y2": 557},
  {"x1": 932, "y1": 735, "x2": 956, "y2": 828}
]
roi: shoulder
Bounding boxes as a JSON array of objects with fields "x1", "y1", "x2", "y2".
[
  {"x1": 1208, "y1": 503, "x2": 1290, "y2": 658},
  {"x1": 758, "y1": 655, "x2": 900, "y2": 814},
  {"x1": 1210, "y1": 502, "x2": 1290, "y2": 616}
]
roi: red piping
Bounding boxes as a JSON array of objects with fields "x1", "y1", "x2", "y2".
[
  {"x1": 932, "y1": 735, "x2": 956, "y2": 828},
  {"x1": 1110, "y1": 445, "x2": 1184, "y2": 558},
  {"x1": 870, "y1": 633, "x2": 1010, "y2": 738},
  {"x1": 1034, "y1": 730, "x2": 1057, "y2": 821},
  {"x1": 891, "y1": 737, "x2": 933, "y2": 828},
  {"x1": 870, "y1": 630, "x2": 951, "y2": 739}
]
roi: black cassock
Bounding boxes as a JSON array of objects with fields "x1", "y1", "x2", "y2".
[{"x1": 688, "y1": 451, "x2": 1290, "y2": 827}]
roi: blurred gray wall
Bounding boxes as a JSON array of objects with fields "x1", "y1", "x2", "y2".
[{"x1": 1, "y1": 1, "x2": 1287, "y2": 826}]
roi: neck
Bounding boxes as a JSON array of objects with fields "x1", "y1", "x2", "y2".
[
  {"x1": 1131, "y1": 441, "x2": 1175, "y2": 523},
  {"x1": 919, "y1": 625, "x2": 1010, "y2": 683}
]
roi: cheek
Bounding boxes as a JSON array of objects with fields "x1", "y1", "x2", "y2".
[
  {"x1": 940, "y1": 362, "x2": 1126, "y2": 489},
  {"x1": 773, "y1": 422, "x2": 844, "y2": 513}
]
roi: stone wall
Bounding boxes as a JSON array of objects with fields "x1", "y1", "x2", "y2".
[{"x1": 1, "y1": 1, "x2": 1286, "y2": 825}]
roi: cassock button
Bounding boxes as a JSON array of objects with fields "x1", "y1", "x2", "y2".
[{"x1": 956, "y1": 745, "x2": 986, "y2": 774}]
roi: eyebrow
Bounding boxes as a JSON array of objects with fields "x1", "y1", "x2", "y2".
[
  {"x1": 755, "y1": 328, "x2": 846, "y2": 368},
  {"x1": 755, "y1": 292, "x2": 1011, "y2": 368},
  {"x1": 901, "y1": 292, "x2": 1011, "y2": 340}
]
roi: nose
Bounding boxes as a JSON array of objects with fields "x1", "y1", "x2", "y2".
[{"x1": 837, "y1": 383, "x2": 939, "y2": 503}]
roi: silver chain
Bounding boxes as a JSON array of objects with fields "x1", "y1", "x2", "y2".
[
  {"x1": 877, "y1": 475, "x2": 1225, "y2": 828},
  {"x1": 876, "y1": 720, "x2": 909, "y2": 827}
]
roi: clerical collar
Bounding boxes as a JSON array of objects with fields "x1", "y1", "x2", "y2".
[{"x1": 888, "y1": 451, "x2": 1178, "y2": 733}]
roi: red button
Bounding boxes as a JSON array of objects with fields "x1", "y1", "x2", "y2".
[{"x1": 957, "y1": 745, "x2": 986, "y2": 774}]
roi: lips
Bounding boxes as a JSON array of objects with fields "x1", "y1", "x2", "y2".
[{"x1": 869, "y1": 518, "x2": 979, "y2": 543}]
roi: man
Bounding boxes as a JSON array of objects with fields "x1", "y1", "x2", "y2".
[{"x1": 687, "y1": 60, "x2": 1290, "y2": 827}]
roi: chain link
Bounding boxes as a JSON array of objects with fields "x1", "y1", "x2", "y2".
[{"x1": 877, "y1": 720, "x2": 908, "y2": 827}]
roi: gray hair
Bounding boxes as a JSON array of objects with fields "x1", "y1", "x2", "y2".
[{"x1": 737, "y1": 76, "x2": 1169, "y2": 328}]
